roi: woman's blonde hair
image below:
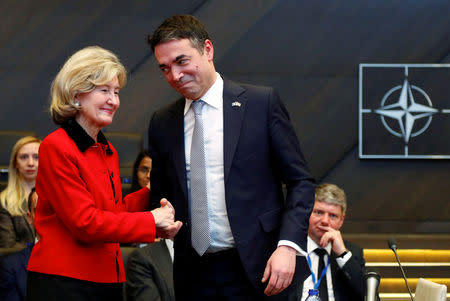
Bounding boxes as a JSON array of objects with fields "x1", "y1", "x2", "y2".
[
  {"x1": 0, "y1": 136, "x2": 41, "y2": 216},
  {"x1": 50, "y1": 46, "x2": 127, "y2": 124}
]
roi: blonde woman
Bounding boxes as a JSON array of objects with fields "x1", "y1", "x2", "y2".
[
  {"x1": 0, "y1": 136, "x2": 40, "y2": 248},
  {"x1": 27, "y1": 46, "x2": 181, "y2": 301}
]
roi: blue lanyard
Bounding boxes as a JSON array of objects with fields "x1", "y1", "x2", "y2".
[{"x1": 307, "y1": 252, "x2": 331, "y2": 290}]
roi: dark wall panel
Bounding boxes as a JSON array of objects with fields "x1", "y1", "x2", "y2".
[{"x1": 0, "y1": 0, "x2": 449, "y2": 233}]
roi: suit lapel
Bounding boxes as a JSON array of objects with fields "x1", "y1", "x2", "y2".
[
  {"x1": 223, "y1": 79, "x2": 246, "y2": 182},
  {"x1": 329, "y1": 253, "x2": 340, "y2": 301},
  {"x1": 296, "y1": 256, "x2": 310, "y2": 300},
  {"x1": 169, "y1": 98, "x2": 189, "y2": 201},
  {"x1": 297, "y1": 254, "x2": 339, "y2": 300}
]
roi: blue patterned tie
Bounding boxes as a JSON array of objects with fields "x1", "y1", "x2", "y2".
[{"x1": 190, "y1": 100, "x2": 210, "y2": 255}]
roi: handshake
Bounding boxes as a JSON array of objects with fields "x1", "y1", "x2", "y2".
[{"x1": 151, "y1": 198, "x2": 183, "y2": 239}]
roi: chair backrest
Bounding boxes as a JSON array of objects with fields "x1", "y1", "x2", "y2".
[{"x1": 415, "y1": 278, "x2": 447, "y2": 301}]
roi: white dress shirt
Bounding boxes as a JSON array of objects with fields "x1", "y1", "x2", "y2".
[
  {"x1": 300, "y1": 236, "x2": 352, "y2": 301},
  {"x1": 165, "y1": 239, "x2": 174, "y2": 262},
  {"x1": 184, "y1": 73, "x2": 235, "y2": 252}
]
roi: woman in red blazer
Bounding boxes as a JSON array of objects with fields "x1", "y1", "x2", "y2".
[{"x1": 27, "y1": 46, "x2": 182, "y2": 301}]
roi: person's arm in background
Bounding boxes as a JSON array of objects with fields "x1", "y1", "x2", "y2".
[
  {"x1": 124, "y1": 186, "x2": 150, "y2": 213},
  {"x1": 0, "y1": 208, "x2": 23, "y2": 248},
  {"x1": 0, "y1": 208, "x2": 16, "y2": 248},
  {"x1": 337, "y1": 242, "x2": 366, "y2": 299}
]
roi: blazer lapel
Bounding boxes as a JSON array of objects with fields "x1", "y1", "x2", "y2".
[
  {"x1": 285, "y1": 256, "x2": 312, "y2": 301},
  {"x1": 169, "y1": 98, "x2": 189, "y2": 201},
  {"x1": 329, "y1": 253, "x2": 340, "y2": 301},
  {"x1": 223, "y1": 79, "x2": 246, "y2": 182}
]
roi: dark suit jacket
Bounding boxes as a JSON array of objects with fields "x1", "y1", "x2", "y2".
[
  {"x1": 125, "y1": 240, "x2": 174, "y2": 301},
  {"x1": 290, "y1": 241, "x2": 366, "y2": 301},
  {"x1": 148, "y1": 79, "x2": 315, "y2": 295},
  {"x1": 0, "y1": 243, "x2": 33, "y2": 301}
]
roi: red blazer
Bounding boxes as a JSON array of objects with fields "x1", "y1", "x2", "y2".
[{"x1": 28, "y1": 121, "x2": 155, "y2": 283}]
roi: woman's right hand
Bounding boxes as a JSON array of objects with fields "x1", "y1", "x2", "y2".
[
  {"x1": 151, "y1": 198, "x2": 182, "y2": 239},
  {"x1": 151, "y1": 198, "x2": 175, "y2": 228}
]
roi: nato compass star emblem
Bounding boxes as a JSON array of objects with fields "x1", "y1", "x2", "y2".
[
  {"x1": 374, "y1": 78, "x2": 438, "y2": 144},
  {"x1": 359, "y1": 64, "x2": 450, "y2": 159}
]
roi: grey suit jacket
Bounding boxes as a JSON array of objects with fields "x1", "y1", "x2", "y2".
[{"x1": 125, "y1": 240, "x2": 174, "y2": 301}]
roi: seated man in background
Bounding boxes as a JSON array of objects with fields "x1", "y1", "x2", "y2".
[
  {"x1": 125, "y1": 238, "x2": 175, "y2": 301},
  {"x1": 0, "y1": 189, "x2": 38, "y2": 301},
  {"x1": 291, "y1": 183, "x2": 366, "y2": 301}
]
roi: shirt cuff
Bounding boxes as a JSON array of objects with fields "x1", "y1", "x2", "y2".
[
  {"x1": 278, "y1": 240, "x2": 308, "y2": 256},
  {"x1": 336, "y1": 250, "x2": 352, "y2": 268}
]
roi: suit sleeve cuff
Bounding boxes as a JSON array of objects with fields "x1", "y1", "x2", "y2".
[
  {"x1": 278, "y1": 240, "x2": 307, "y2": 256},
  {"x1": 336, "y1": 250, "x2": 352, "y2": 268}
]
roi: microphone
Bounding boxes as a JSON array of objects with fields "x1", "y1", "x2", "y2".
[
  {"x1": 387, "y1": 238, "x2": 414, "y2": 301},
  {"x1": 365, "y1": 271, "x2": 380, "y2": 301},
  {"x1": 387, "y1": 238, "x2": 397, "y2": 251}
]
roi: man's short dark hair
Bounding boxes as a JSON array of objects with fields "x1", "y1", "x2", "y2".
[{"x1": 148, "y1": 15, "x2": 211, "y2": 53}]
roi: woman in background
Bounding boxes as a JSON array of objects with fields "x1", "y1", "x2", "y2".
[
  {"x1": 129, "y1": 150, "x2": 152, "y2": 194},
  {"x1": 0, "y1": 136, "x2": 40, "y2": 248},
  {"x1": 27, "y1": 46, "x2": 181, "y2": 301}
]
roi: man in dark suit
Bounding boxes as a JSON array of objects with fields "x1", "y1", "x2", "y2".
[
  {"x1": 0, "y1": 189, "x2": 37, "y2": 301},
  {"x1": 147, "y1": 15, "x2": 315, "y2": 300},
  {"x1": 125, "y1": 239, "x2": 175, "y2": 301},
  {"x1": 290, "y1": 183, "x2": 366, "y2": 301}
]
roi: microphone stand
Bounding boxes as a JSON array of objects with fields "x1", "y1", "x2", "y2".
[
  {"x1": 388, "y1": 239, "x2": 414, "y2": 301},
  {"x1": 365, "y1": 271, "x2": 381, "y2": 301}
]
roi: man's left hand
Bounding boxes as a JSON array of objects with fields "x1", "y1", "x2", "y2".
[{"x1": 261, "y1": 245, "x2": 296, "y2": 296}]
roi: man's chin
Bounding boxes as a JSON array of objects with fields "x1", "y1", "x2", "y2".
[{"x1": 177, "y1": 87, "x2": 201, "y2": 100}]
